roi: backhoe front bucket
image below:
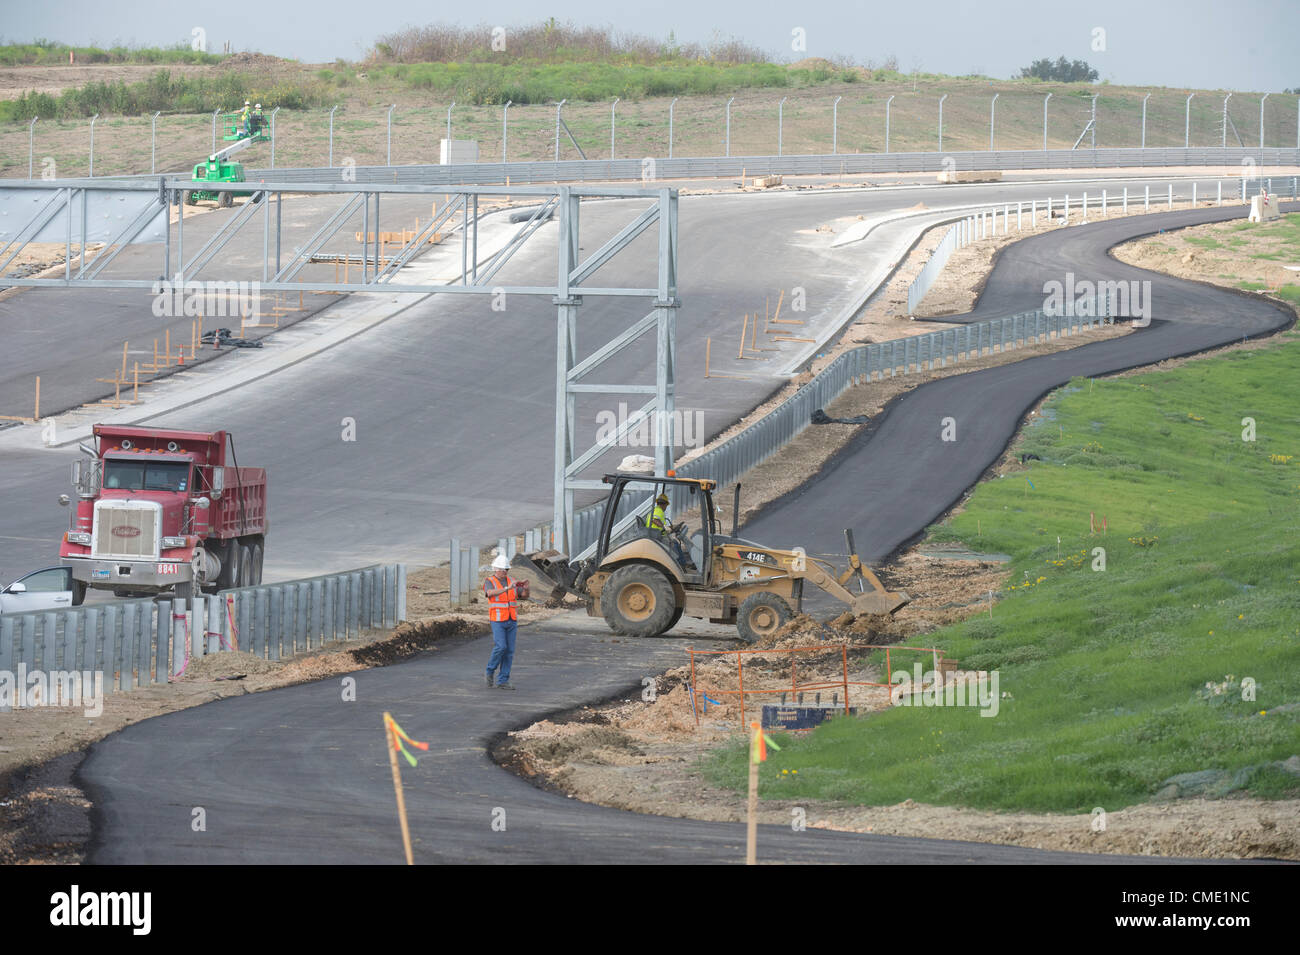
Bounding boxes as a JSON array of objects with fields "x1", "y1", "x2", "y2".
[
  {"x1": 850, "y1": 589, "x2": 910, "y2": 617},
  {"x1": 510, "y1": 552, "x2": 583, "y2": 604}
]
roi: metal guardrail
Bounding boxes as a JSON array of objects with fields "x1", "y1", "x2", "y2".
[
  {"x1": 229, "y1": 146, "x2": 1300, "y2": 188},
  {"x1": 566, "y1": 305, "x2": 1118, "y2": 557},
  {"x1": 907, "y1": 178, "x2": 1300, "y2": 315},
  {"x1": 0, "y1": 563, "x2": 406, "y2": 708},
  {"x1": 909, "y1": 219, "x2": 967, "y2": 315}
]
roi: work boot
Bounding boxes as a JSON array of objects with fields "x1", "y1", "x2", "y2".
[
  {"x1": 497, "y1": 682, "x2": 516, "y2": 691},
  {"x1": 486, "y1": 671, "x2": 495, "y2": 689}
]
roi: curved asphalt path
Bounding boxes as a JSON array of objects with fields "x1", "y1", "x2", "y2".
[
  {"x1": 743, "y1": 202, "x2": 1299, "y2": 562},
  {"x1": 75, "y1": 201, "x2": 1296, "y2": 865},
  {"x1": 79, "y1": 616, "x2": 1196, "y2": 864}
]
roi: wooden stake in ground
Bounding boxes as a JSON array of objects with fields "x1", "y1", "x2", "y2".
[
  {"x1": 746, "y1": 720, "x2": 780, "y2": 865},
  {"x1": 382, "y1": 712, "x2": 429, "y2": 866}
]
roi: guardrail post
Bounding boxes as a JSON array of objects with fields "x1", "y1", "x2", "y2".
[
  {"x1": 240, "y1": 591, "x2": 253, "y2": 655},
  {"x1": 119, "y1": 605, "x2": 136, "y2": 692},
  {"x1": 322, "y1": 577, "x2": 335, "y2": 642},
  {"x1": 1167, "y1": 184, "x2": 1173, "y2": 209},
  {"x1": 154, "y1": 600, "x2": 170, "y2": 683},
  {"x1": 20, "y1": 615, "x2": 36, "y2": 674},
  {"x1": 139, "y1": 605, "x2": 152, "y2": 685},
  {"x1": 349, "y1": 573, "x2": 362, "y2": 637},
  {"x1": 62, "y1": 609, "x2": 78, "y2": 673},
  {"x1": 267, "y1": 586, "x2": 281, "y2": 660},
  {"x1": 297, "y1": 582, "x2": 310, "y2": 651},
  {"x1": 310, "y1": 579, "x2": 323, "y2": 648},
  {"x1": 397, "y1": 564, "x2": 407, "y2": 624},
  {"x1": 0, "y1": 617, "x2": 13, "y2": 682},
  {"x1": 1144, "y1": 185, "x2": 1150, "y2": 211},
  {"x1": 449, "y1": 537, "x2": 461, "y2": 605},
  {"x1": 171, "y1": 601, "x2": 188, "y2": 678},
  {"x1": 189, "y1": 597, "x2": 203, "y2": 664},
  {"x1": 206, "y1": 595, "x2": 221, "y2": 654},
  {"x1": 250, "y1": 588, "x2": 264, "y2": 658}
]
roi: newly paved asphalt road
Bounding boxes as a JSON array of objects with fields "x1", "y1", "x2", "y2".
[
  {"x1": 743, "y1": 202, "x2": 1298, "y2": 562},
  {"x1": 79, "y1": 616, "x2": 1195, "y2": 864},
  {"x1": 73, "y1": 198, "x2": 1296, "y2": 865}
]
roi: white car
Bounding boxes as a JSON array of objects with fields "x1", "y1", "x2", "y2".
[{"x1": 0, "y1": 566, "x2": 85, "y2": 615}]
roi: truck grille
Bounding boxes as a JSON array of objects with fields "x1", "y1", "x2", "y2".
[{"x1": 92, "y1": 501, "x2": 161, "y2": 559}]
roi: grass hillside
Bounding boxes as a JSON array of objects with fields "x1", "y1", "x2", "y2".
[
  {"x1": 1, "y1": 23, "x2": 1297, "y2": 177},
  {"x1": 706, "y1": 332, "x2": 1300, "y2": 812}
]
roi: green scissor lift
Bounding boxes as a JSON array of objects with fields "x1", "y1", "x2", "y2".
[{"x1": 186, "y1": 112, "x2": 270, "y2": 207}]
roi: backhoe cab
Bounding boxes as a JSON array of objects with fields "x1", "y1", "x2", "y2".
[{"x1": 512, "y1": 473, "x2": 909, "y2": 642}]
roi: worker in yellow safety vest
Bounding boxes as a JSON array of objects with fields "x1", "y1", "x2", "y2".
[
  {"x1": 483, "y1": 553, "x2": 525, "y2": 689},
  {"x1": 240, "y1": 101, "x2": 252, "y2": 137},
  {"x1": 646, "y1": 493, "x2": 671, "y2": 532}
]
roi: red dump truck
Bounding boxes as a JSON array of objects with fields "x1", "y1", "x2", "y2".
[{"x1": 58, "y1": 425, "x2": 268, "y2": 601}]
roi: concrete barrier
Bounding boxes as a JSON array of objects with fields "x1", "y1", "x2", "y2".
[{"x1": 938, "y1": 170, "x2": 1003, "y2": 184}]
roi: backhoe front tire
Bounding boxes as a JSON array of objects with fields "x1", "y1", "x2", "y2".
[
  {"x1": 602, "y1": 564, "x2": 677, "y2": 638},
  {"x1": 737, "y1": 591, "x2": 793, "y2": 644}
]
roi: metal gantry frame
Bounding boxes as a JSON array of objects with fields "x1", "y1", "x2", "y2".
[{"x1": 0, "y1": 178, "x2": 679, "y2": 552}]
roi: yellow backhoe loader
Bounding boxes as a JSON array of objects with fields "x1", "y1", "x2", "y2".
[{"x1": 511, "y1": 473, "x2": 909, "y2": 642}]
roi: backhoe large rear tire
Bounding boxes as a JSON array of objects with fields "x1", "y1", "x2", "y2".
[
  {"x1": 602, "y1": 564, "x2": 677, "y2": 638},
  {"x1": 737, "y1": 591, "x2": 793, "y2": 644}
]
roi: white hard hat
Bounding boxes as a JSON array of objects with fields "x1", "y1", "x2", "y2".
[
  {"x1": 492, "y1": 553, "x2": 510, "y2": 570},
  {"x1": 255, "y1": 103, "x2": 261, "y2": 108},
  {"x1": 245, "y1": 100, "x2": 250, "y2": 105}
]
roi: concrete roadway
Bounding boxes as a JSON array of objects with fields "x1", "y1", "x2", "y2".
[
  {"x1": 1, "y1": 175, "x2": 1221, "y2": 418},
  {"x1": 0, "y1": 176, "x2": 1246, "y2": 583},
  {"x1": 742, "y1": 202, "x2": 1299, "y2": 565}
]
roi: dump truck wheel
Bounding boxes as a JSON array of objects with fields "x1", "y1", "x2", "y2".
[
  {"x1": 217, "y1": 539, "x2": 240, "y2": 590},
  {"x1": 237, "y1": 545, "x2": 253, "y2": 588},
  {"x1": 602, "y1": 564, "x2": 677, "y2": 637},
  {"x1": 737, "y1": 592, "x2": 792, "y2": 644},
  {"x1": 250, "y1": 541, "x2": 264, "y2": 585}
]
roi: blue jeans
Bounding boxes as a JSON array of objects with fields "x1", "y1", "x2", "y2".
[{"x1": 486, "y1": 619, "x2": 517, "y2": 685}]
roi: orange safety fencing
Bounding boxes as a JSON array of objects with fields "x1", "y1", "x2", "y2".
[{"x1": 687, "y1": 642, "x2": 950, "y2": 728}]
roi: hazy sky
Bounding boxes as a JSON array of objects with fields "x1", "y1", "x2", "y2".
[{"x1": 2, "y1": 0, "x2": 1297, "y2": 92}]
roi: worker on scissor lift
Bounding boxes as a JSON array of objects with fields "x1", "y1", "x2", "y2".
[
  {"x1": 240, "y1": 100, "x2": 252, "y2": 138},
  {"x1": 253, "y1": 103, "x2": 265, "y2": 136}
]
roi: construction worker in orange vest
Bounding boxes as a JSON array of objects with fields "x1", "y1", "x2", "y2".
[{"x1": 484, "y1": 552, "x2": 526, "y2": 689}]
